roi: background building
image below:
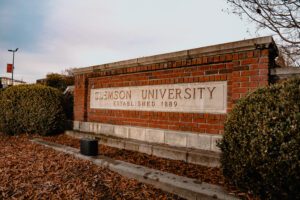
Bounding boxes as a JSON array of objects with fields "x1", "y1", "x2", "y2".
[{"x1": 0, "y1": 77, "x2": 26, "y2": 88}]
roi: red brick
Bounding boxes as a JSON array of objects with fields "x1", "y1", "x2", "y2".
[
  {"x1": 215, "y1": 75, "x2": 221, "y2": 81},
  {"x1": 241, "y1": 58, "x2": 259, "y2": 65},
  {"x1": 259, "y1": 69, "x2": 269, "y2": 75},
  {"x1": 233, "y1": 66, "x2": 249, "y2": 71},
  {"x1": 220, "y1": 74, "x2": 227, "y2": 81},
  {"x1": 196, "y1": 58, "x2": 203, "y2": 65},
  {"x1": 261, "y1": 49, "x2": 269, "y2": 56},
  {"x1": 232, "y1": 53, "x2": 239, "y2": 60},
  {"x1": 194, "y1": 118, "x2": 206, "y2": 123},
  {"x1": 259, "y1": 81, "x2": 269, "y2": 86},
  {"x1": 241, "y1": 82, "x2": 249, "y2": 87},
  {"x1": 206, "y1": 129, "x2": 219, "y2": 134},
  {"x1": 208, "y1": 56, "x2": 214, "y2": 63},
  {"x1": 211, "y1": 64, "x2": 226, "y2": 70},
  {"x1": 241, "y1": 70, "x2": 259, "y2": 76},
  {"x1": 233, "y1": 87, "x2": 248, "y2": 93},
  {"x1": 192, "y1": 58, "x2": 197, "y2": 65},
  {"x1": 232, "y1": 82, "x2": 240, "y2": 88},
  {"x1": 249, "y1": 70, "x2": 260, "y2": 76},
  {"x1": 232, "y1": 71, "x2": 241, "y2": 77},
  {"x1": 225, "y1": 54, "x2": 233, "y2": 61},
  {"x1": 238, "y1": 52, "x2": 247, "y2": 59},
  {"x1": 226, "y1": 63, "x2": 234, "y2": 69},
  {"x1": 250, "y1": 76, "x2": 268, "y2": 81},
  {"x1": 192, "y1": 71, "x2": 205, "y2": 76},
  {"x1": 232, "y1": 93, "x2": 240, "y2": 100},
  {"x1": 249, "y1": 82, "x2": 259, "y2": 87},
  {"x1": 249, "y1": 64, "x2": 259, "y2": 70},
  {"x1": 220, "y1": 55, "x2": 226, "y2": 62},
  {"x1": 204, "y1": 76, "x2": 210, "y2": 82},
  {"x1": 175, "y1": 61, "x2": 181, "y2": 67},
  {"x1": 205, "y1": 70, "x2": 218, "y2": 75},
  {"x1": 213, "y1": 56, "x2": 220, "y2": 63},
  {"x1": 247, "y1": 51, "x2": 254, "y2": 58},
  {"x1": 259, "y1": 57, "x2": 269, "y2": 63}
]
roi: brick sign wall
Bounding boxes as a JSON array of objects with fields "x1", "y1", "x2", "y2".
[{"x1": 73, "y1": 36, "x2": 277, "y2": 152}]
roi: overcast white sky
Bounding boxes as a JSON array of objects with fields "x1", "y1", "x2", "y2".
[{"x1": 0, "y1": 0, "x2": 269, "y2": 83}]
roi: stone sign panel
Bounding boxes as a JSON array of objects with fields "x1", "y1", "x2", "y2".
[{"x1": 90, "y1": 81, "x2": 227, "y2": 113}]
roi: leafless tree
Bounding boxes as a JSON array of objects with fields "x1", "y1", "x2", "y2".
[
  {"x1": 61, "y1": 68, "x2": 76, "y2": 76},
  {"x1": 226, "y1": 0, "x2": 300, "y2": 67}
]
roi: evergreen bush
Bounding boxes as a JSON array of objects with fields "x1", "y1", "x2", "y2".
[
  {"x1": 218, "y1": 78, "x2": 300, "y2": 199},
  {"x1": 0, "y1": 84, "x2": 66, "y2": 135}
]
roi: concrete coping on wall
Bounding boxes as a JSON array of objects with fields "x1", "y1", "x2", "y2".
[
  {"x1": 270, "y1": 67, "x2": 300, "y2": 76},
  {"x1": 73, "y1": 36, "x2": 276, "y2": 75},
  {"x1": 270, "y1": 67, "x2": 300, "y2": 82}
]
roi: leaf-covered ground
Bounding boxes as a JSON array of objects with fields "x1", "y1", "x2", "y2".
[
  {"x1": 41, "y1": 134, "x2": 257, "y2": 200},
  {"x1": 42, "y1": 134, "x2": 223, "y2": 185},
  {"x1": 0, "y1": 133, "x2": 183, "y2": 200}
]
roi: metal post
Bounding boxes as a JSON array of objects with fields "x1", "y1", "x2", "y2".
[
  {"x1": 8, "y1": 48, "x2": 18, "y2": 86},
  {"x1": 12, "y1": 51, "x2": 14, "y2": 85}
]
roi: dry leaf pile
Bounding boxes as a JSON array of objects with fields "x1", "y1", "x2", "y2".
[
  {"x1": 43, "y1": 134, "x2": 223, "y2": 184},
  {"x1": 42, "y1": 134, "x2": 257, "y2": 200},
  {"x1": 0, "y1": 133, "x2": 183, "y2": 200}
]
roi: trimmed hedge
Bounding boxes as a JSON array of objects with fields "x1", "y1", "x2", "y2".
[
  {"x1": 218, "y1": 78, "x2": 300, "y2": 199},
  {"x1": 0, "y1": 84, "x2": 66, "y2": 135}
]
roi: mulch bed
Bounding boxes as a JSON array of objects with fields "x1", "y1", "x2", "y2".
[
  {"x1": 0, "y1": 133, "x2": 183, "y2": 199},
  {"x1": 41, "y1": 134, "x2": 257, "y2": 200}
]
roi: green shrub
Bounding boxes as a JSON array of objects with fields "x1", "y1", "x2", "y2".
[
  {"x1": 45, "y1": 73, "x2": 67, "y2": 92},
  {"x1": 218, "y1": 78, "x2": 300, "y2": 199},
  {"x1": 43, "y1": 73, "x2": 74, "y2": 92},
  {"x1": 0, "y1": 84, "x2": 66, "y2": 135}
]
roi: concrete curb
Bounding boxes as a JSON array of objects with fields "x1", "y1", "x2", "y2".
[{"x1": 30, "y1": 138, "x2": 239, "y2": 200}]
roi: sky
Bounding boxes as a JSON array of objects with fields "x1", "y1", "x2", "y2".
[{"x1": 0, "y1": 0, "x2": 268, "y2": 83}]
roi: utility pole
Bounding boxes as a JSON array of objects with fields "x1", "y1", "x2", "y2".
[{"x1": 8, "y1": 48, "x2": 18, "y2": 86}]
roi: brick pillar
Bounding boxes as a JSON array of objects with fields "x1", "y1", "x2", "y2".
[{"x1": 74, "y1": 74, "x2": 89, "y2": 121}]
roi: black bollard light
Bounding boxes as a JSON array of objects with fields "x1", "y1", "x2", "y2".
[{"x1": 80, "y1": 138, "x2": 98, "y2": 156}]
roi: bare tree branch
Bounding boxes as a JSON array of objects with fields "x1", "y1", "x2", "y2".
[{"x1": 227, "y1": 0, "x2": 300, "y2": 67}]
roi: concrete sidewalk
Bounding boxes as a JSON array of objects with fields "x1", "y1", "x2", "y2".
[{"x1": 30, "y1": 138, "x2": 239, "y2": 200}]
